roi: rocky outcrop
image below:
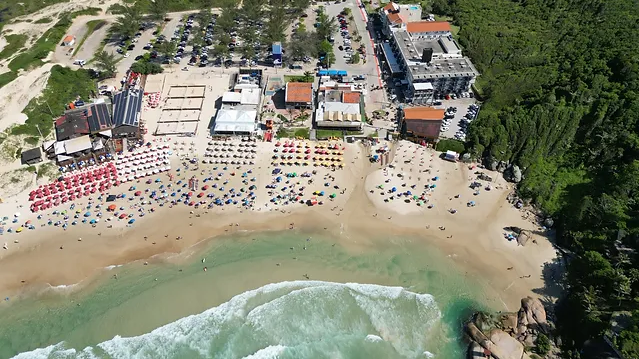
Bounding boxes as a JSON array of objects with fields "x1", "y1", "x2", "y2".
[
  {"x1": 504, "y1": 165, "x2": 522, "y2": 183},
  {"x1": 497, "y1": 161, "x2": 508, "y2": 173},
  {"x1": 465, "y1": 297, "x2": 556, "y2": 359}
]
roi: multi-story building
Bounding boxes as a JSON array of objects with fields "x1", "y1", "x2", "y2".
[{"x1": 379, "y1": 2, "x2": 479, "y2": 104}]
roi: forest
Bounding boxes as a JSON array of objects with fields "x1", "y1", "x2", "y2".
[{"x1": 435, "y1": 0, "x2": 639, "y2": 356}]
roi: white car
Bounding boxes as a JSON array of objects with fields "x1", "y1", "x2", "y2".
[{"x1": 123, "y1": 53, "x2": 130, "y2": 58}]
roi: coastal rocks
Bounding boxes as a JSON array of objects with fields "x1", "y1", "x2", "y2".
[
  {"x1": 497, "y1": 161, "x2": 508, "y2": 173},
  {"x1": 484, "y1": 156, "x2": 498, "y2": 171},
  {"x1": 504, "y1": 165, "x2": 522, "y2": 183},
  {"x1": 519, "y1": 296, "x2": 548, "y2": 332},
  {"x1": 465, "y1": 297, "x2": 554, "y2": 359},
  {"x1": 490, "y1": 329, "x2": 525, "y2": 359}
]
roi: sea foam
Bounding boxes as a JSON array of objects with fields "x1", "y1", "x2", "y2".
[{"x1": 12, "y1": 281, "x2": 442, "y2": 359}]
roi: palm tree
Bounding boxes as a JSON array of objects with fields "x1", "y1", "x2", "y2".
[
  {"x1": 93, "y1": 50, "x2": 118, "y2": 78},
  {"x1": 148, "y1": 0, "x2": 168, "y2": 22},
  {"x1": 110, "y1": 5, "x2": 141, "y2": 40}
]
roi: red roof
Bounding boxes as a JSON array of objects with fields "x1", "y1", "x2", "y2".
[
  {"x1": 342, "y1": 92, "x2": 360, "y2": 104},
  {"x1": 406, "y1": 21, "x2": 451, "y2": 33},
  {"x1": 286, "y1": 82, "x2": 313, "y2": 103},
  {"x1": 383, "y1": 2, "x2": 399, "y2": 12},
  {"x1": 403, "y1": 107, "x2": 445, "y2": 120},
  {"x1": 387, "y1": 12, "x2": 405, "y2": 25},
  {"x1": 62, "y1": 35, "x2": 75, "y2": 42}
]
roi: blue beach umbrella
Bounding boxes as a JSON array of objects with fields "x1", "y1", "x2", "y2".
[{"x1": 128, "y1": 219, "x2": 136, "y2": 224}]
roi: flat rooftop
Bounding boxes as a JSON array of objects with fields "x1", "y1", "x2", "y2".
[{"x1": 393, "y1": 29, "x2": 478, "y2": 79}]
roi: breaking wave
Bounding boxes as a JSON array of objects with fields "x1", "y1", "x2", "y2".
[{"x1": 13, "y1": 281, "x2": 442, "y2": 359}]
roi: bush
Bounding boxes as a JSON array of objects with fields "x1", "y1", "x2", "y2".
[
  {"x1": 534, "y1": 334, "x2": 551, "y2": 355},
  {"x1": 0, "y1": 72, "x2": 18, "y2": 89},
  {"x1": 34, "y1": 17, "x2": 53, "y2": 24},
  {"x1": 436, "y1": 139, "x2": 465, "y2": 153},
  {"x1": 130, "y1": 60, "x2": 164, "y2": 75}
]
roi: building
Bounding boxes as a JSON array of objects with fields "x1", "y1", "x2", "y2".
[
  {"x1": 55, "y1": 109, "x2": 90, "y2": 141},
  {"x1": 21, "y1": 148, "x2": 43, "y2": 165},
  {"x1": 62, "y1": 35, "x2": 75, "y2": 46},
  {"x1": 285, "y1": 82, "x2": 313, "y2": 109},
  {"x1": 112, "y1": 88, "x2": 143, "y2": 138},
  {"x1": 380, "y1": 2, "x2": 422, "y2": 32},
  {"x1": 213, "y1": 85, "x2": 262, "y2": 136},
  {"x1": 314, "y1": 80, "x2": 364, "y2": 130},
  {"x1": 86, "y1": 102, "x2": 113, "y2": 134},
  {"x1": 400, "y1": 106, "x2": 445, "y2": 140},
  {"x1": 379, "y1": 2, "x2": 478, "y2": 103}
]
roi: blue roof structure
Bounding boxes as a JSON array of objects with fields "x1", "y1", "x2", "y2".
[
  {"x1": 113, "y1": 89, "x2": 142, "y2": 128},
  {"x1": 272, "y1": 42, "x2": 282, "y2": 55},
  {"x1": 318, "y1": 70, "x2": 328, "y2": 76},
  {"x1": 87, "y1": 103, "x2": 112, "y2": 133}
]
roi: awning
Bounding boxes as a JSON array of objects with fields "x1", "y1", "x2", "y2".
[
  {"x1": 99, "y1": 129, "x2": 113, "y2": 138},
  {"x1": 337, "y1": 70, "x2": 347, "y2": 76},
  {"x1": 56, "y1": 154, "x2": 73, "y2": 162}
]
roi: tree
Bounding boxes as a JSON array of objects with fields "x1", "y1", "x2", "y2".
[
  {"x1": 264, "y1": 0, "x2": 287, "y2": 43},
  {"x1": 110, "y1": 5, "x2": 141, "y2": 39},
  {"x1": 350, "y1": 52, "x2": 360, "y2": 64},
  {"x1": 534, "y1": 334, "x2": 551, "y2": 355},
  {"x1": 148, "y1": 0, "x2": 168, "y2": 22},
  {"x1": 317, "y1": 39, "x2": 335, "y2": 66},
  {"x1": 155, "y1": 40, "x2": 176, "y2": 59},
  {"x1": 93, "y1": 50, "x2": 118, "y2": 78},
  {"x1": 302, "y1": 71, "x2": 313, "y2": 82}
]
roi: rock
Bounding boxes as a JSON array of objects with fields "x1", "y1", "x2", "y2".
[
  {"x1": 462, "y1": 153, "x2": 471, "y2": 162},
  {"x1": 474, "y1": 312, "x2": 498, "y2": 333},
  {"x1": 500, "y1": 313, "x2": 518, "y2": 329},
  {"x1": 523, "y1": 333, "x2": 535, "y2": 347},
  {"x1": 522, "y1": 296, "x2": 548, "y2": 325},
  {"x1": 497, "y1": 161, "x2": 508, "y2": 173},
  {"x1": 468, "y1": 342, "x2": 488, "y2": 359},
  {"x1": 504, "y1": 165, "x2": 522, "y2": 183},
  {"x1": 544, "y1": 217, "x2": 554, "y2": 228},
  {"x1": 489, "y1": 329, "x2": 525, "y2": 359},
  {"x1": 466, "y1": 322, "x2": 491, "y2": 348},
  {"x1": 485, "y1": 156, "x2": 498, "y2": 171}
]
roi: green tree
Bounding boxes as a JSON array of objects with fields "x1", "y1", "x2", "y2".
[
  {"x1": 264, "y1": 0, "x2": 287, "y2": 43},
  {"x1": 93, "y1": 50, "x2": 118, "y2": 78},
  {"x1": 155, "y1": 40, "x2": 176, "y2": 59},
  {"x1": 148, "y1": 0, "x2": 168, "y2": 22},
  {"x1": 534, "y1": 334, "x2": 551, "y2": 356},
  {"x1": 110, "y1": 5, "x2": 141, "y2": 39},
  {"x1": 350, "y1": 52, "x2": 360, "y2": 64}
]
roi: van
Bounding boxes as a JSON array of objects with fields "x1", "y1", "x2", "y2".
[{"x1": 73, "y1": 59, "x2": 86, "y2": 66}]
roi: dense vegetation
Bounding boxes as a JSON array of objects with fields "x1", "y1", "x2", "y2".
[
  {"x1": 439, "y1": 0, "x2": 639, "y2": 355},
  {"x1": 12, "y1": 65, "x2": 96, "y2": 138},
  {"x1": 0, "y1": 0, "x2": 67, "y2": 32}
]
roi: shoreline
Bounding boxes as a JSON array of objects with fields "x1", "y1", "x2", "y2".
[{"x1": 0, "y1": 140, "x2": 558, "y2": 313}]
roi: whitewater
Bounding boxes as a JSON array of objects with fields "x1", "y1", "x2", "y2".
[{"x1": 13, "y1": 281, "x2": 443, "y2": 359}]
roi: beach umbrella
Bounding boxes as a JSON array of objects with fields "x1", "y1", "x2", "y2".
[
  {"x1": 330, "y1": 193, "x2": 336, "y2": 198},
  {"x1": 84, "y1": 211, "x2": 91, "y2": 217},
  {"x1": 128, "y1": 219, "x2": 136, "y2": 224},
  {"x1": 16, "y1": 227, "x2": 23, "y2": 233}
]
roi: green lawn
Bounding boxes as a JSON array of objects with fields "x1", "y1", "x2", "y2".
[
  {"x1": 316, "y1": 129, "x2": 345, "y2": 139},
  {"x1": 34, "y1": 17, "x2": 53, "y2": 24},
  {"x1": 73, "y1": 20, "x2": 107, "y2": 56},
  {"x1": 434, "y1": 15, "x2": 460, "y2": 37},
  {"x1": 0, "y1": 34, "x2": 28, "y2": 60}
]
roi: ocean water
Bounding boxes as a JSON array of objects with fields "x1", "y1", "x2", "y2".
[{"x1": 0, "y1": 231, "x2": 493, "y2": 359}]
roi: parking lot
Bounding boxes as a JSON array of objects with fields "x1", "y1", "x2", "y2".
[{"x1": 433, "y1": 98, "x2": 478, "y2": 140}]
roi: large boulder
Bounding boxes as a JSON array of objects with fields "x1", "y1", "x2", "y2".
[
  {"x1": 485, "y1": 156, "x2": 498, "y2": 171},
  {"x1": 504, "y1": 165, "x2": 522, "y2": 183},
  {"x1": 500, "y1": 312, "x2": 518, "y2": 331},
  {"x1": 489, "y1": 329, "x2": 525, "y2": 359},
  {"x1": 497, "y1": 161, "x2": 508, "y2": 173}
]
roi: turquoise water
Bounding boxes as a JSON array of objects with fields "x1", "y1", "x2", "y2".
[{"x1": 0, "y1": 231, "x2": 492, "y2": 358}]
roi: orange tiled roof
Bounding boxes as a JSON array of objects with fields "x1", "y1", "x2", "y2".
[
  {"x1": 286, "y1": 82, "x2": 313, "y2": 103},
  {"x1": 342, "y1": 92, "x2": 360, "y2": 104},
  {"x1": 403, "y1": 107, "x2": 445, "y2": 120},
  {"x1": 383, "y1": 2, "x2": 399, "y2": 12},
  {"x1": 63, "y1": 35, "x2": 75, "y2": 42},
  {"x1": 387, "y1": 12, "x2": 405, "y2": 24},
  {"x1": 406, "y1": 21, "x2": 451, "y2": 33}
]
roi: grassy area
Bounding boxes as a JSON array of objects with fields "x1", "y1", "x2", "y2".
[
  {"x1": 435, "y1": 138, "x2": 465, "y2": 153},
  {"x1": 11, "y1": 65, "x2": 96, "y2": 138},
  {"x1": 316, "y1": 129, "x2": 345, "y2": 139},
  {"x1": 0, "y1": 72, "x2": 18, "y2": 89},
  {"x1": 294, "y1": 128, "x2": 310, "y2": 139},
  {"x1": 34, "y1": 17, "x2": 53, "y2": 24},
  {"x1": 8, "y1": 16, "x2": 72, "y2": 72},
  {"x1": 73, "y1": 19, "x2": 107, "y2": 56},
  {"x1": 0, "y1": 34, "x2": 28, "y2": 60},
  {"x1": 434, "y1": 15, "x2": 460, "y2": 37},
  {"x1": 70, "y1": 7, "x2": 102, "y2": 17},
  {"x1": 284, "y1": 75, "x2": 314, "y2": 83},
  {"x1": 37, "y1": 162, "x2": 57, "y2": 180}
]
